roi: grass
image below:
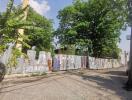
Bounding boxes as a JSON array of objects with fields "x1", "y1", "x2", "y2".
[{"x1": 31, "y1": 72, "x2": 47, "y2": 77}]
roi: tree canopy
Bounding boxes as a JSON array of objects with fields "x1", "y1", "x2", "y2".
[
  {"x1": 0, "y1": 0, "x2": 53, "y2": 53},
  {"x1": 0, "y1": 0, "x2": 53, "y2": 66},
  {"x1": 0, "y1": 0, "x2": 32, "y2": 66},
  {"x1": 23, "y1": 7, "x2": 53, "y2": 53},
  {"x1": 0, "y1": 0, "x2": 32, "y2": 53},
  {"x1": 55, "y1": 0, "x2": 128, "y2": 58}
]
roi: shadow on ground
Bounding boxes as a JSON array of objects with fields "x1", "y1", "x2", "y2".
[
  {"x1": 104, "y1": 70, "x2": 127, "y2": 76},
  {"x1": 65, "y1": 69, "x2": 132, "y2": 100},
  {"x1": 0, "y1": 68, "x2": 132, "y2": 100},
  {"x1": 0, "y1": 74, "x2": 61, "y2": 93}
]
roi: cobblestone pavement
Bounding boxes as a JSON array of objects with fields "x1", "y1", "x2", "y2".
[{"x1": 0, "y1": 67, "x2": 132, "y2": 100}]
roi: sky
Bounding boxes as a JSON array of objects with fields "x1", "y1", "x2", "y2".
[{"x1": 0, "y1": 0, "x2": 130, "y2": 52}]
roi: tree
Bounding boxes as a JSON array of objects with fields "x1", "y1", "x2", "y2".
[
  {"x1": 0, "y1": 0, "x2": 32, "y2": 54},
  {"x1": 55, "y1": 0, "x2": 127, "y2": 58},
  {"x1": 23, "y1": 7, "x2": 53, "y2": 54},
  {"x1": 0, "y1": 0, "x2": 41, "y2": 66},
  {"x1": 0, "y1": 0, "x2": 26, "y2": 80}
]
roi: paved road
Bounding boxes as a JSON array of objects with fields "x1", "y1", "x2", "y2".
[{"x1": 0, "y1": 67, "x2": 132, "y2": 100}]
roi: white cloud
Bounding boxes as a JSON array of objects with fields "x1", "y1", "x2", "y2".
[{"x1": 29, "y1": 0, "x2": 50, "y2": 15}]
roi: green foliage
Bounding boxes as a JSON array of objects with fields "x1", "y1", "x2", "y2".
[
  {"x1": 31, "y1": 72, "x2": 47, "y2": 76},
  {"x1": 0, "y1": 0, "x2": 32, "y2": 54},
  {"x1": 23, "y1": 7, "x2": 53, "y2": 53},
  {"x1": 7, "y1": 48, "x2": 21, "y2": 67},
  {"x1": 126, "y1": 0, "x2": 132, "y2": 26},
  {"x1": 0, "y1": 0, "x2": 44, "y2": 67},
  {"x1": 55, "y1": 0, "x2": 128, "y2": 58}
]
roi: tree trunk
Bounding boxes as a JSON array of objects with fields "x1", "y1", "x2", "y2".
[
  {"x1": 16, "y1": 0, "x2": 29, "y2": 51},
  {"x1": 126, "y1": 25, "x2": 132, "y2": 91}
]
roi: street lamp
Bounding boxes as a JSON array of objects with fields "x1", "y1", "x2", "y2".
[{"x1": 125, "y1": 0, "x2": 132, "y2": 91}]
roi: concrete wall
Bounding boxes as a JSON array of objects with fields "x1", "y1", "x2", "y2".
[
  {"x1": 88, "y1": 57, "x2": 121, "y2": 70},
  {"x1": 5, "y1": 50, "x2": 126, "y2": 74},
  {"x1": 53, "y1": 54, "x2": 87, "y2": 71},
  {"x1": 6, "y1": 50, "x2": 52, "y2": 74}
]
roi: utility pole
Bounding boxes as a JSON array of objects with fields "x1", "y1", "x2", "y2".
[
  {"x1": 125, "y1": 0, "x2": 132, "y2": 91},
  {"x1": 16, "y1": 0, "x2": 29, "y2": 51},
  {"x1": 125, "y1": 51, "x2": 128, "y2": 67}
]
